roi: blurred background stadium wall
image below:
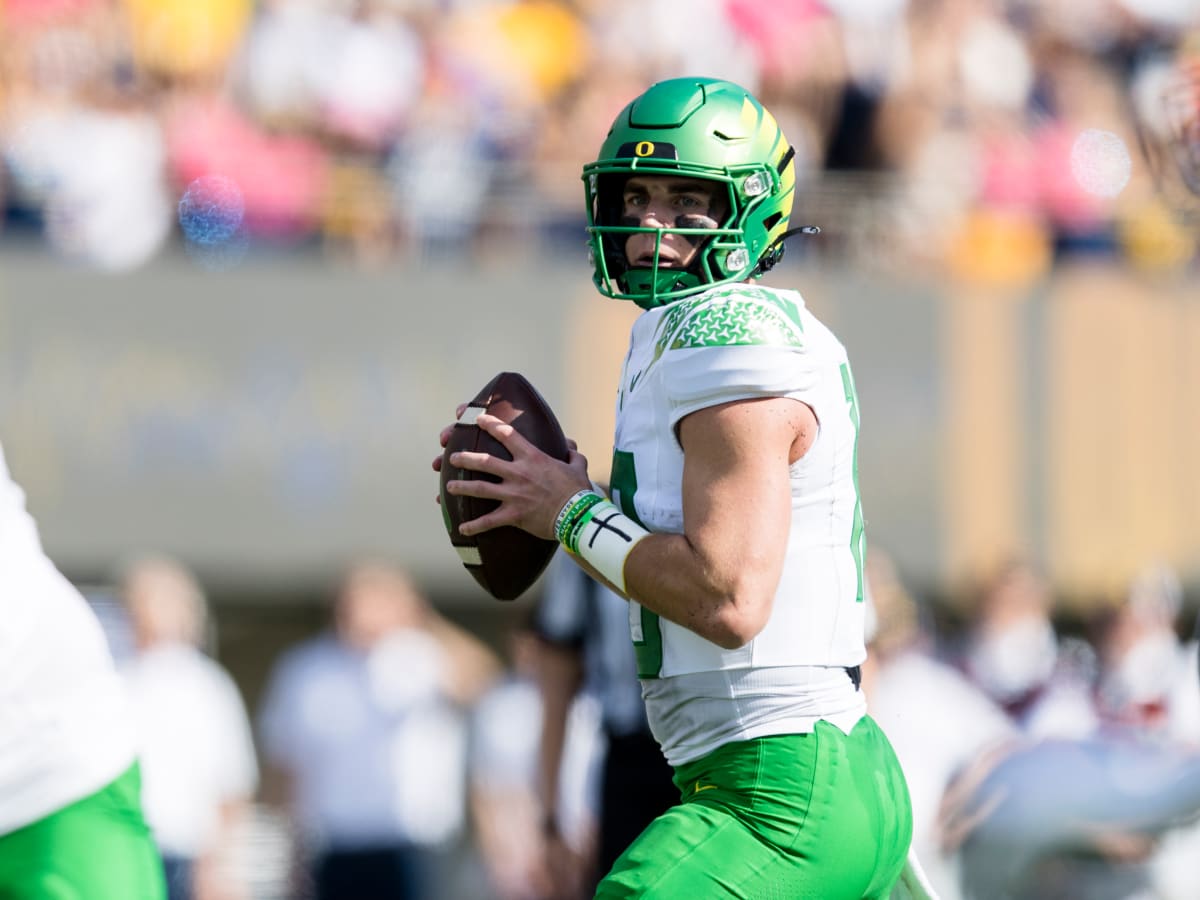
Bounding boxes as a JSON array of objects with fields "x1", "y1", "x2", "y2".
[{"x1": 2, "y1": 247, "x2": 1196, "y2": 608}]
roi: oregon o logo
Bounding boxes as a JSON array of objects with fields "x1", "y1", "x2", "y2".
[{"x1": 635, "y1": 141, "x2": 655, "y2": 157}]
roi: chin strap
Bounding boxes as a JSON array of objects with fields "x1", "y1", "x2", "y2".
[{"x1": 757, "y1": 224, "x2": 820, "y2": 274}]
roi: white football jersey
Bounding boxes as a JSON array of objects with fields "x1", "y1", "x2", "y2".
[
  {"x1": 610, "y1": 283, "x2": 868, "y2": 764},
  {"x1": 0, "y1": 442, "x2": 136, "y2": 833}
]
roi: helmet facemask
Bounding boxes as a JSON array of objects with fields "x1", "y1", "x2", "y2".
[
  {"x1": 586, "y1": 164, "x2": 786, "y2": 309},
  {"x1": 582, "y1": 78, "x2": 800, "y2": 310}
]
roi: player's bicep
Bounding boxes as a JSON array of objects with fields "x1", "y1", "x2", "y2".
[{"x1": 677, "y1": 397, "x2": 801, "y2": 606}]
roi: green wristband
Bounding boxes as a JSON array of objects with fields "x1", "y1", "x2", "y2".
[{"x1": 554, "y1": 490, "x2": 604, "y2": 545}]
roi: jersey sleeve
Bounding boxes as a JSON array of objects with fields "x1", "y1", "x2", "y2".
[
  {"x1": 657, "y1": 289, "x2": 825, "y2": 431},
  {"x1": 661, "y1": 342, "x2": 819, "y2": 430}
]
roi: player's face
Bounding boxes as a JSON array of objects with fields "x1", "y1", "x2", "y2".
[{"x1": 621, "y1": 175, "x2": 728, "y2": 269}]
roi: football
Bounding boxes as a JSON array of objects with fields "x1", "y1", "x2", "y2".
[{"x1": 439, "y1": 371, "x2": 569, "y2": 601}]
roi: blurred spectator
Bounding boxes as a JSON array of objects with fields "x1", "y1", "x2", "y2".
[
  {"x1": 530, "y1": 550, "x2": 676, "y2": 899},
  {"x1": 123, "y1": 0, "x2": 252, "y2": 84},
  {"x1": 956, "y1": 558, "x2": 1097, "y2": 739},
  {"x1": 1092, "y1": 562, "x2": 1200, "y2": 743},
  {"x1": 257, "y1": 560, "x2": 500, "y2": 900},
  {"x1": 442, "y1": 0, "x2": 589, "y2": 111},
  {"x1": 947, "y1": 734, "x2": 1200, "y2": 900},
  {"x1": 468, "y1": 613, "x2": 602, "y2": 900},
  {"x1": 385, "y1": 98, "x2": 495, "y2": 258},
  {"x1": 304, "y1": 4, "x2": 425, "y2": 155},
  {"x1": 958, "y1": 558, "x2": 1059, "y2": 718},
  {"x1": 118, "y1": 555, "x2": 259, "y2": 900},
  {"x1": 1, "y1": 6, "x2": 174, "y2": 272},
  {"x1": 939, "y1": 559, "x2": 1200, "y2": 900},
  {"x1": 162, "y1": 91, "x2": 330, "y2": 243},
  {"x1": 861, "y1": 549, "x2": 1017, "y2": 900},
  {"x1": 3, "y1": 96, "x2": 173, "y2": 269},
  {"x1": 1087, "y1": 562, "x2": 1200, "y2": 900},
  {"x1": 0, "y1": 0, "x2": 1197, "y2": 272},
  {"x1": 0, "y1": 439, "x2": 165, "y2": 899}
]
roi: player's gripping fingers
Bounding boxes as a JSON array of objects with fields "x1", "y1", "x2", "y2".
[
  {"x1": 458, "y1": 510, "x2": 507, "y2": 537},
  {"x1": 473, "y1": 413, "x2": 537, "y2": 457},
  {"x1": 441, "y1": 476, "x2": 510, "y2": 536},
  {"x1": 443, "y1": 473, "x2": 506, "y2": 501},
  {"x1": 448, "y1": 449, "x2": 509, "y2": 480}
]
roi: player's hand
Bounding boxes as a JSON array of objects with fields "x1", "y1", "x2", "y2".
[
  {"x1": 442, "y1": 412, "x2": 590, "y2": 540},
  {"x1": 431, "y1": 404, "x2": 471, "y2": 477}
]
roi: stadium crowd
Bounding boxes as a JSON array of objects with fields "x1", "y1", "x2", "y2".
[{"x1": 0, "y1": 0, "x2": 1197, "y2": 276}]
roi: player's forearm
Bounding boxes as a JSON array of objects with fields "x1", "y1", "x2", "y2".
[
  {"x1": 555, "y1": 484, "x2": 780, "y2": 649},
  {"x1": 570, "y1": 531, "x2": 773, "y2": 649},
  {"x1": 624, "y1": 532, "x2": 776, "y2": 649}
]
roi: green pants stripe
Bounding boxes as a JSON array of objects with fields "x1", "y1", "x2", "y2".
[
  {"x1": 0, "y1": 763, "x2": 166, "y2": 900},
  {"x1": 597, "y1": 716, "x2": 913, "y2": 899}
]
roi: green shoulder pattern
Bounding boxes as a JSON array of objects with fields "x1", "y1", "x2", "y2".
[{"x1": 654, "y1": 286, "x2": 806, "y2": 358}]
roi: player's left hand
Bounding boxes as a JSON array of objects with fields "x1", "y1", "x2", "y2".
[{"x1": 435, "y1": 412, "x2": 591, "y2": 540}]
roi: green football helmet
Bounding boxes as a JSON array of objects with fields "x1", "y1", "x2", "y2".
[{"x1": 583, "y1": 77, "x2": 799, "y2": 309}]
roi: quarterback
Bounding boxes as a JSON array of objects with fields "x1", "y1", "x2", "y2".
[
  {"x1": 439, "y1": 78, "x2": 914, "y2": 897},
  {"x1": 0, "y1": 441, "x2": 165, "y2": 898}
]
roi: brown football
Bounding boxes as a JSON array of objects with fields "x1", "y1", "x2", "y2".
[{"x1": 439, "y1": 371, "x2": 569, "y2": 601}]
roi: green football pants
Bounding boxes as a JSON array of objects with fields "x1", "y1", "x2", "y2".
[
  {"x1": 0, "y1": 763, "x2": 166, "y2": 900},
  {"x1": 596, "y1": 716, "x2": 913, "y2": 899}
]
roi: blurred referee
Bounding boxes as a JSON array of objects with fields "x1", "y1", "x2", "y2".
[{"x1": 532, "y1": 549, "x2": 676, "y2": 897}]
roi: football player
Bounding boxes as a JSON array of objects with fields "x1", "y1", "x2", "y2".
[
  {"x1": 0, "y1": 440, "x2": 165, "y2": 898},
  {"x1": 438, "y1": 78, "x2": 918, "y2": 897}
]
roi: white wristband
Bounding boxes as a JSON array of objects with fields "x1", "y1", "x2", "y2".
[{"x1": 566, "y1": 499, "x2": 650, "y2": 594}]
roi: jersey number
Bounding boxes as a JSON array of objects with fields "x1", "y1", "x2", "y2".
[{"x1": 610, "y1": 449, "x2": 663, "y2": 678}]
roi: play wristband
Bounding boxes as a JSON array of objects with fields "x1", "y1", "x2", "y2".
[{"x1": 554, "y1": 491, "x2": 649, "y2": 593}]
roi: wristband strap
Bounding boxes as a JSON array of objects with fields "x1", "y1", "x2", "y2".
[
  {"x1": 553, "y1": 489, "x2": 596, "y2": 541},
  {"x1": 554, "y1": 490, "x2": 605, "y2": 545},
  {"x1": 561, "y1": 498, "x2": 650, "y2": 593}
]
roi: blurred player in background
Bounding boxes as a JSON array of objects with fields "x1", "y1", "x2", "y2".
[
  {"x1": 861, "y1": 549, "x2": 1017, "y2": 900},
  {"x1": 118, "y1": 554, "x2": 260, "y2": 900},
  {"x1": 468, "y1": 608, "x2": 603, "y2": 900},
  {"x1": 531, "y1": 549, "x2": 676, "y2": 897},
  {"x1": 437, "y1": 78, "x2": 914, "y2": 898},
  {"x1": 0, "y1": 439, "x2": 166, "y2": 898}
]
